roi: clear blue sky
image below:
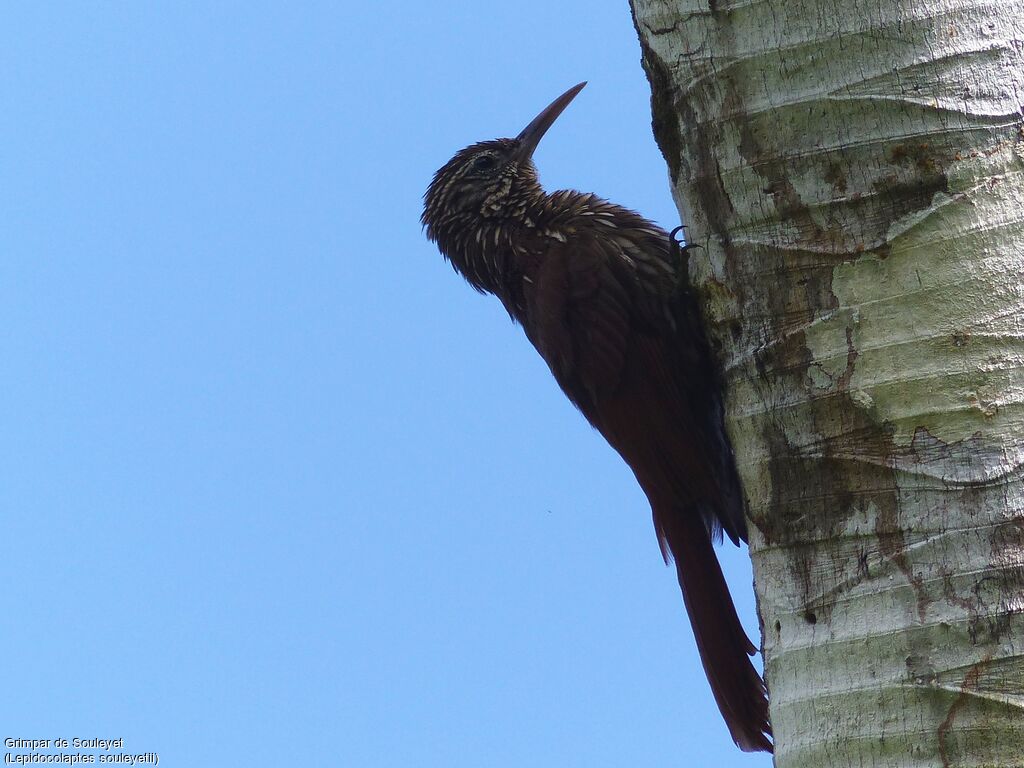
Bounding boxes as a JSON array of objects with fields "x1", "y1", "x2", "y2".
[{"x1": 2, "y1": 3, "x2": 770, "y2": 766}]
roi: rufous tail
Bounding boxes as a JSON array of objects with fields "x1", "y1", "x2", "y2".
[{"x1": 662, "y1": 508, "x2": 773, "y2": 752}]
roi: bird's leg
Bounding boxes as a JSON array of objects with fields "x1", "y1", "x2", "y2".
[
  {"x1": 669, "y1": 225, "x2": 703, "y2": 294},
  {"x1": 669, "y1": 224, "x2": 704, "y2": 264}
]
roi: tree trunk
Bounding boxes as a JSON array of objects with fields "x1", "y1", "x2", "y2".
[{"x1": 630, "y1": 0, "x2": 1024, "y2": 764}]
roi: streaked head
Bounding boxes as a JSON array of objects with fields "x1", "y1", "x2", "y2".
[{"x1": 421, "y1": 82, "x2": 586, "y2": 238}]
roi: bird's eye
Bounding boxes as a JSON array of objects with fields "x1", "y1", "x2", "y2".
[{"x1": 471, "y1": 155, "x2": 497, "y2": 173}]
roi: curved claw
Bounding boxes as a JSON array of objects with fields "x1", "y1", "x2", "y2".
[
  {"x1": 669, "y1": 224, "x2": 703, "y2": 250},
  {"x1": 668, "y1": 225, "x2": 703, "y2": 270}
]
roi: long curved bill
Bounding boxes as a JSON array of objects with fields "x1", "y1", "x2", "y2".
[{"x1": 515, "y1": 82, "x2": 587, "y2": 162}]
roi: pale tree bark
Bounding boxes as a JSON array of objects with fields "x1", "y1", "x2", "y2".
[{"x1": 630, "y1": 0, "x2": 1024, "y2": 764}]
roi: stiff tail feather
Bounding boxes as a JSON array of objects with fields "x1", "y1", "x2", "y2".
[{"x1": 661, "y1": 508, "x2": 773, "y2": 752}]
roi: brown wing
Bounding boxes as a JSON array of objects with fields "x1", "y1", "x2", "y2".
[
  {"x1": 522, "y1": 225, "x2": 745, "y2": 544},
  {"x1": 521, "y1": 225, "x2": 772, "y2": 752}
]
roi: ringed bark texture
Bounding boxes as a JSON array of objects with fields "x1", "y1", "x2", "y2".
[{"x1": 631, "y1": 0, "x2": 1024, "y2": 764}]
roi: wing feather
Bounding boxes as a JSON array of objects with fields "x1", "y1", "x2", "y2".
[{"x1": 523, "y1": 224, "x2": 746, "y2": 544}]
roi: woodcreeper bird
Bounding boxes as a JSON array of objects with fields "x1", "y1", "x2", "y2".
[{"x1": 421, "y1": 82, "x2": 772, "y2": 752}]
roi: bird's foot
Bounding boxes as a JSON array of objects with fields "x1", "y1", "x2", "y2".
[
  {"x1": 669, "y1": 225, "x2": 703, "y2": 265},
  {"x1": 669, "y1": 225, "x2": 703, "y2": 293}
]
